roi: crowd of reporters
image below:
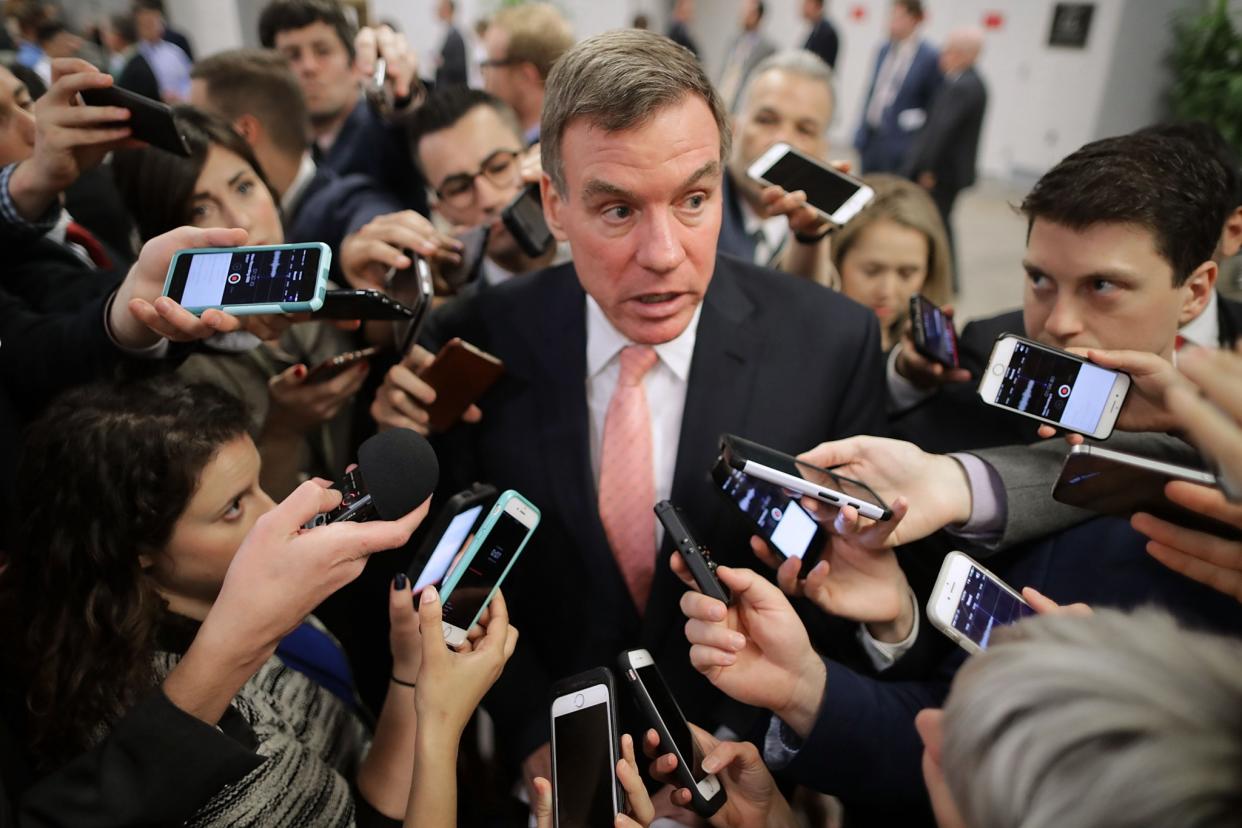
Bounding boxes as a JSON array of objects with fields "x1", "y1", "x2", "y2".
[{"x1": 1, "y1": 0, "x2": 1241, "y2": 826}]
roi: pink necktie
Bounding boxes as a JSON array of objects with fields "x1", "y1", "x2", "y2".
[{"x1": 599, "y1": 345, "x2": 660, "y2": 612}]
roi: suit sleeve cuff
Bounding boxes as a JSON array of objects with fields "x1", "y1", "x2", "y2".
[
  {"x1": 886, "y1": 345, "x2": 935, "y2": 412},
  {"x1": 856, "y1": 587, "x2": 921, "y2": 671},
  {"x1": 944, "y1": 452, "x2": 1005, "y2": 542}
]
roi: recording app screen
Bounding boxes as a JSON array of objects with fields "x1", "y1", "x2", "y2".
[
  {"x1": 442, "y1": 510, "x2": 528, "y2": 628},
  {"x1": 763, "y1": 152, "x2": 860, "y2": 214},
  {"x1": 994, "y1": 341, "x2": 1116, "y2": 433},
  {"x1": 719, "y1": 466, "x2": 816, "y2": 559},
  {"x1": 919, "y1": 302, "x2": 958, "y2": 365},
  {"x1": 951, "y1": 566, "x2": 1034, "y2": 649},
  {"x1": 636, "y1": 664, "x2": 707, "y2": 781},
  {"x1": 171, "y1": 247, "x2": 318, "y2": 306},
  {"x1": 554, "y1": 702, "x2": 614, "y2": 827},
  {"x1": 413, "y1": 505, "x2": 484, "y2": 592}
]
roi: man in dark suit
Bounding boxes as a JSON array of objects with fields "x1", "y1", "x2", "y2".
[
  {"x1": 718, "y1": 0, "x2": 777, "y2": 111},
  {"x1": 259, "y1": 0, "x2": 428, "y2": 215},
  {"x1": 370, "y1": 29, "x2": 884, "y2": 802},
  {"x1": 801, "y1": 0, "x2": 839, "y2": 69},
  {"x1": 434, "y1": 0, "x2": 468, "y2": 88},
  {"x1": 189, "y1": 49, "x2": 402, "y2": 283},
  {"x1": 902, "y1": 26, "x2": 987, "y2": 256},
  {"x1": 854, "y1": 0, "x2": 941, "y2": 174},
  {"x1": 667, "y1": 0, "x2": 699, "y2": 57}
]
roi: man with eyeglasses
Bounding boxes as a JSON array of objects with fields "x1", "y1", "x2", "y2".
[{"x1": 479, "y1": 2, "x2": 574, "y2": 145}]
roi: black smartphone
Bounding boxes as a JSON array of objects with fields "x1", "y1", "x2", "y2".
[
  {"x1": 617, "y1": 650, "x2": 726, "y2": 817},
  {"x1": 710, "y1": 457, "x2": 826, "y2": 574},
  {"x1": 385, "y1": 255, "x2": 435, "y2": 356},
  {"x1": 437, "y1": 224, "x2": 490, "y2": 291},
  {"x1": 501, "y1": 184, "x2": 554, "y2": 258},
  {"x1": 315, "y1": 289, "x2": 415, "y2": 320},
  {"x1": 550, "y1": 667, "x2": 624, "y2": 827},
  {"x1": 654, "y1": 501, "x2": 730, "y2": 603},
  {"x1": 80, "y1": 85, "x2": 190, "y2": 157},
  {"x1": 406, "y1": 483, "x2": 499, "y2": 592},
  {"x1": 909, "y1": 294, "x2": 959, "y2": 369},
  {"x1": 305, "y1": 346, "x2": 379, "y2": 385}
]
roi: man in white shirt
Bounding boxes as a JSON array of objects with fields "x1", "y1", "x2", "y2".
[{"x1": 369, "y1": 29, "x2": 885, "y2": 814}]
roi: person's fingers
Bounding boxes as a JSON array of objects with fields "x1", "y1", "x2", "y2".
[
  {"x1": 1021, "y1": 586, "x2": 1063, "y2": 615},
  {"x1": 150, "y1": 297, "x2": 219, "y2": 339},
  {"x1": 1178, "y1": 347, "x2": 1242, "y2": 420},
  {"x1": 1165, "y1": 381, "x2": 1242, "y2": 475},
  {"x1": 714, "y1": 564, "x2": 783, "y2": 607},
  {"x1": 1133, "y1": 510, "x2": 1242, "y2": 573},
  {"x1": 322, "y1": 496, "x2": 432, "y2": 559},
  {"x1": 669, "y1": 550, "x2": 698, "y2": 589},
  {"x1": 945, "y1": 368, "x2": 973, "y2": 383},
  {"x1": 857, "y1": 496, "x2": 909, "y2": 546},
  {"x1": 50, "y1": 56, "x2": 107, "y2": 84},
  {"x1": 800, "y1": 559, "x2": 832, "y2": 601},
  {"x1": 832, "y1": 503, "x2": 861, "y2": 537},
  {"x1": 1036, "y1": 424, "x2": 1057, "y2": 440},
  {"x1": 684, "y1": 618, "x2": 746, "y2": 652},
  {"x1": 679, "y1": 589, "x2": 727, "y2": 622},
  {"x1": 47, "y1": 101, "x2": 129, "y2": 127},
  {"x1": 1145, "y1": 540, "x2": 1242, "y2": 599},
  {"x1": 390, "y1": 571, "x2": 418, "y2": 627},
  {"x1": 698, "y1": 739, "x2": 752, "y2": 776},
  {"x1": 380, "y1": 381, "x2": 432, "y2": 428},
  {"x1": 354, "y1": 26, "x2": 378, "y2": 76},
  {"x1": 532, "y1": 777, "x2": 553, "y2": 828},
  {"x1": 388, "y1": 362, "x2": 438, "y2": 405},
  {"x1": 1164, "y1": 480, "x2": 1242, "y2": 525},
  {"x1": 280, "y1": 478, "x2": 346, "y2": 525},
  {"x1": 617, "y1": 735, "x2": 656, "y2": 827},
  {"x1": 476, "y1": 588, "x2": 510, "y2": 654},
  {"x1": 688, "y1": 642, "x2": 737, "y2": 670},
  {"x1": 830, "y1": 159, "x2": 851, "y2": 173},
  {"x1": 641, "y1": 727, "x2": 662, "y2": 760},
  {"x1": 417, "y1": 584, "x2": 449, "y2": 665},
  {"x1": 775, "y1": 554, "x2": 803, "y2": 596},
  {"x1": 461, "y1": 404, "x2": 484, "y2": 424},
  {"x1": 270, "y1": 363, "x2": 308, "y2": 393},
  {"x1": 370, "y1": 397, "x2": 428, "y2": 435},
  {"x1": 796, "y1": 436, "x2": 866, "y2": 471}
]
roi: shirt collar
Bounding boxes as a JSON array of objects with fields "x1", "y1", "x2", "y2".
[
  {"x1": 738, "y1": 194, "x2": 788, "y2": 252},
  {"x1": 1179, "y1": 289, "x2": 1220, "y2": 349},
  {"x1": 585, "y1": 294, "x2": 701, "y2": 383},
  {"x1": 281, "y1": 151, "x2": 319, "y2": 214}
]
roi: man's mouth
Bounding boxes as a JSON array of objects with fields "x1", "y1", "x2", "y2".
[{"x1": 638, "y1": 292, "x2": 680, "y2": 304}]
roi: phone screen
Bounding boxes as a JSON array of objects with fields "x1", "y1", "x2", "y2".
[
  {"x1": 913, "y1": 296, "x2": 958, "y2": 367},
  {"x1": 413, "y1": 504, "x2": 485, "y2": 592},
  {"x1": 993, "y1": 340, "x2": 1119, "y2": 434},
  {"x1": 554, "y1": 698, "x2": 615, "y2": 827},
  {"x1": 636, "y1": 664, "x2": 707, "y2": 781},
  {"x1": 442, "y1": 509, "x2": 530, "y2": 629},
  {"x1": 167, "y1": 247, "x2": 320, "y2": 307},
  {"x1": 951, "y1": 565, "x2": 1034, "y2": 649},
  {"x1": 716, "y1": 464, "x2": 818, "y2": 559},
  {"x1": 759, "y1": 150, "x2": 862, "y2": 215}
]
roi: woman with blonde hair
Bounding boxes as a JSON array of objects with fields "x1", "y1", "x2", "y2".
[{"x1": 831, "y1": 174, "x2": 954, "y2": 351}]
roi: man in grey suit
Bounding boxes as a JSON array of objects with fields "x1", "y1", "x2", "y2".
[
  {"x1": 717, "y1": 0, "x2": 777, "y2": 111},
  {"x1": 902, "y1": 26, "x2": 988, "y2": 256}
]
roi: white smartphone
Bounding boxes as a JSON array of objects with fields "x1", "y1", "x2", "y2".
[
  {"x1": 746, "y1": 142, "x2": 874, "y2": 225},
  {"x1": 438, "y1": 490, "x2": 540, "y2": 647},
  {"x1": 927, "y1": 551, "x2": 1035, "y2": 654},
  {"x1": 551, "y1": 669, "x2": 621, "y2": 828},
  {"x1": 618, "y1": 650, "x2": 725, "y2": 816},
  {"x1": 976, "y1": 334, "x2": 1131, "y2": 440},
  {"x1": 719, "y1": 434, "x2": 892, "y2": 522}
]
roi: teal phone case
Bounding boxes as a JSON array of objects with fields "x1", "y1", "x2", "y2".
[
  {"x1": 162, "y1": 242, "x2": 331, "y2": 315},
  {"x1": 438, "y1": 489, "x2": 540, "y2": 631}
]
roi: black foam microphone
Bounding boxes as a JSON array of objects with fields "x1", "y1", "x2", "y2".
[{"x1": 306, "y1": 428, "x2": 439, "y2": 528}]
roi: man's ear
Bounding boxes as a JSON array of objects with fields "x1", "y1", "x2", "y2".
[
  {"x1": 518, "y1": 61, "x2": 542, "y2": 88},
  {"x1": 540, "y1": 171, "x2": 568, "y2": 243},
  {"x1": 231, "y1": 114, "x2": 263, "y2": 147},
  {"x1": 1177, "y1": 259, "x2": 1217, "y2": 327}
]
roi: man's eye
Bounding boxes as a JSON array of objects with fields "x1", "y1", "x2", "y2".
[
  {"x1": 605, "y1": 205, "x2": 632, "y2": 220},
  {"x1": 223, "y1": 498, "x2": 243, "y2": 521},
  {"x1": 684, "y1": 194, "x2": 705, "y2": 210}
]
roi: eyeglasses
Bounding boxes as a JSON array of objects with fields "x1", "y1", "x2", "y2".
[
  {"x1": 435, "y1": 149, "x2": 523, "y2": 208},
  {"x1": 479, "y1": 56, "x2": 521, "y2": 70}
]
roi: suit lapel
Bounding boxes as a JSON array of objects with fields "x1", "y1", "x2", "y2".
[{"x1": 1216, "y1": 291, "x2": 1241, "y2": 349}]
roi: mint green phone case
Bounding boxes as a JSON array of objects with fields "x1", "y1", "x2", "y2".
[{"x1": 163, "y1": 242, "x2": 331, "y2": 315}]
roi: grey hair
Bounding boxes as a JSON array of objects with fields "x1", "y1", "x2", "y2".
[
  {"x1": 941, "y1": 608, "x2": 1242, "y2": 828},
  {"x1": 541, "y1": 29, "x2": 731, "y2": 196},
  {"x1": 735, "y1": 48, "x2": 835, "y2": 116}
]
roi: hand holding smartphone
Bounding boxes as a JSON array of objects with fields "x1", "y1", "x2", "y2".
[
  {"x1": 977, "y1": 334, "x2": 1131, "y2": 439},
  {"x1": 501, "y1": 184, "x2": 554, "y2": 258},
  {"x1": 710, "y1": 457, "x2": 826, "y2": 574},
  {"x1": 79, "y1": 85, "x2": 191, "y2": 157},
  {"x1": 406, "y1": 484, "x2": 499, "y2": 593},
  {"x1": 163, "y1": 243, "x2": 331, "y2": 315},
  {"x1": 909, "y1": 294, "x2": 960, "y2": 369},
  {"x1": 746, "y1": 142, "x2": 874, "y2": 225},
  {"x1": 419, "y1": 338, "x2": 505, "y2": 433},
  {"x1": 551, "y1": 667, "x2": 624, "y2": 827},
  {"x1": 928, "y1": 551, "x2": 1034, "y2": 653},
  {"x1": 654, "y1": 501, "x2": 731, "y2": 603},
  {"x1": 305, "y1": 347, "x2": 379, "y2": 385}
]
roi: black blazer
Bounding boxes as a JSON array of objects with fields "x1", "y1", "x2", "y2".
[
  {"x1": 902, "y1": 66, "x2": 987, "y2": 194},
  {"x1": 423, "y1": 255, "x2": 886, "y2": 761},
  {"x1": 116, "y1": 52, "x2": 159, "y2": 102},
  {"x1": 318, "y1": 97, "x2": 428, "y2": 217},
  {"x1": 285, "y1": 165, "x2": 402, "y2": 281},
  {"x1": 435, "y1": 26, "x2": 469, "y2": 88},
  {"x1": 667, "y1": 21, "x2": 699, "y2": 57},
  {"x1": 804, "y1": 17, "x2": 839, "y2": 69}
]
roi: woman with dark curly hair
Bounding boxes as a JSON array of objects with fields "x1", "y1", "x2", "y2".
[{"x1": 0, "y1": 379, "x2": 424, "y2": 826}]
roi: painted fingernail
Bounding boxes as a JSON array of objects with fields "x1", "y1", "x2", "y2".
[{"x1": 394, "y1": 572, "x2": 408, "y2": 590}]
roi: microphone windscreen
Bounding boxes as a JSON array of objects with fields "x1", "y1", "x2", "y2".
[{"x1": 356, "y1": 428, "x2": 440, "y2": 520}]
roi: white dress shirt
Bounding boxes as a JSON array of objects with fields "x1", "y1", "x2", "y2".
[
  {"x1": 280, "y1": 151, "x2": 318, "y2": 216},
  {"x1": 738, "y1": 196, "x2": 788, "y2": 268},
  {"x1": 1178, "y1": 289, "x2": 1220, "y2": 350},
  {"x1": 586, "y1": 296, "x2": 701, "y2": 548}
]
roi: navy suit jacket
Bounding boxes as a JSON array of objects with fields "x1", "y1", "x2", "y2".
[
  {"x1": 318, "y1": 97, "x2": 427, "y2": 216},
  {"x1": 435, "y1": 26, "x2": 469, "y2": 88},
  {"x1": 422, "y1": 255, "x2": 886, "y2": 763},
  {"x1": 804, "y1": 18, "x2": 839, "y2": 69},
  {"x1": 285, "y1": 165, "x2": 402, "y2": 282},
  {"x1": 902, "y1": 66, "x2": 987, "y2": 195},
  {"x1": 784, "y1": 516, "x2": 1242, "y2": 826},
  {"x1": 716, "y1": 172, "x2": 758, "y2": 264},
  {"x1": 853, "y1": 39, "x2": 941, "y2": 174}
]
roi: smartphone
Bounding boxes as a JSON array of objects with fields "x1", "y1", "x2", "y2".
[
  {"x1": 437, "y1": 224, "x2": 490, "y2": 292},
  {"x1": 1053, "y1": 444, "x2": 1240, "y2": 539},
  {"x1": 501, "y1": 184, "x2": 554, "y2": 258},
  {"x1": 163, "y1": 243, "x2": 331, "y2": 315},
  {"x1": 419, "y1": 338, "x2": 505, "y2": 433},
  {"x1": 305, "y1": 346, "x2": 379, "y2": 385},
  {"x1": 406, "y1": 483, "x2": 499, "y2": 593},
  {"x1": 315, "y1": 289, "x2": 415, "y2": 321},
  {"x1": 80, "y1": 85, "x2": 190, "y2": 157},
  {"x1": 927, "y1": 551, "x2": 1034, "y2": 654},
  {"x1": 654, "y1": 501, "x2": 730, "y2": 604},
  {"x1": 719, "y1": 434, "x2": 892, "y2": 521},
  {"x1": 551, "y1": 667, "x2": 623, "y2": 828},
  {"x1": 617, "y1": 650, "x2": 725, "y2": 816},
  {"x1": 385, "y1": 255, "x2": 435, "y2": 356},
  {"x1": 710, "y1": 458, "x2": 825, "y2": 571},
  {"x1": 976, "y1": 334, "x2": 1131, "y2": 440},
  {"x1": 746, "y1": 142, "x2": 874, "y2": 225},
  {"x1": 909, "y1": 294, "x2": 959, "y2": 369},
  {"x1": 438, "y1": 489, "x2": 540, "y2": 647}
]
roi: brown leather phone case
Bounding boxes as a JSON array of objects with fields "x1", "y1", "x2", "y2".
[{"x1": 419, "y1": 338, "x2": 505, "y2": 432}]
